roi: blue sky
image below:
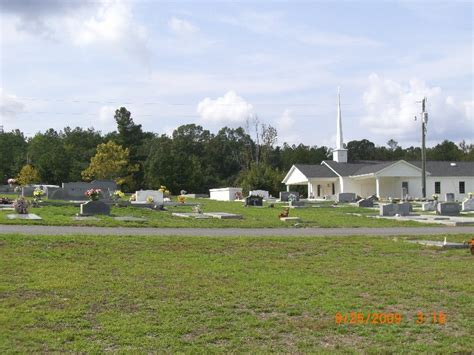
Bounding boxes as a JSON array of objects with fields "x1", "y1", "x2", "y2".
[{"x1": 1, "y1": 0, "x2": 472, "y2": 148}]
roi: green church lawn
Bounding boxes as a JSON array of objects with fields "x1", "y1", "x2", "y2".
[
  {"x1": 0, "y1": 198, "x2": 433, "y2": 228},
  {"x1": 0, "y1": 233, "x2": 472, "y2": 353}
]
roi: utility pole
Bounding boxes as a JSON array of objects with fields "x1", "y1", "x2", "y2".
[{"x1": 420, "y1": 98, "x2": 428, "y2": 199}]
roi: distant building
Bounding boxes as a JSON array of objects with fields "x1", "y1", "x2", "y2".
[{"x1": 282, "y1": 92, "x2": 474, "y2": 200}]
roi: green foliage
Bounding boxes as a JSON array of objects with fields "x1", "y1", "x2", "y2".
[
  {"x1": 16, "y1": 164, "x2": 41, "y2": 185},
  {"x1": 81, "y1": 141, "x2": 132, "y2": 184},
  {"x1": 238, "y1": 163, "x2": 284, "y2": 196},
  {"x1": 0, "y1": 130, "x2": 27, "y2": 182},
  {"x1": 62, "y1": 127, "x2": 104, "y2": 181},
  {"x1": 28, "y1": 129, "x2": 70, "y2": 185}
]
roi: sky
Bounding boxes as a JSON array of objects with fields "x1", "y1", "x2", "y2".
[{"x1": 0, "y1": 0, "x2": 473, "y2": 149}]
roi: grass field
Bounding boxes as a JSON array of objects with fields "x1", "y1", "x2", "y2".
[
  {"x1": 0, "y1": 198, "x2": 432, "y2": 228},
  {"x1": 1, "y1": 233, "x2": 472, "y2": 352}
]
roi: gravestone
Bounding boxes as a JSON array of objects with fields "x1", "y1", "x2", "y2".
[
  {"x1": 172, "y1": 212, "x2": 210, "y2": 219},
  {"x1": 445, "y1": 193, "x2": 455, "y2": 202},
  {"x1": 397, "y1": 202, "x2": 411, "y2": 216},
  {"x1": 80, "y1": 200, "x2": 110, "y2": 216},
  {"x1": 337, "y1": 193, "x2": 356, "y2": 203},
  {"x1": 245, "y1": 195, "x2": 263, "y2": 207},
  {"x1": 462, "y1": 198, "x2": 474, "y2": 212},
  {"x1": 21, "y1": 186, "x2": 35, "y2": 197},
  {"x1": 380, "y1": 203, "x2": 398, "y2": 216},
  {"x1": 7, "y1": 213, "x2": 42, "y2": 220},
  {"x1": 203, "y1": 212, "x2": 243, "y2": 219},
  {"x1": 249, "y1": 190, "x2": 269, "y2": 200},
  {"x1": 114, "y1": 216, "x2": 147, "y2": 222},
  {"x1": 422, "y1": 201, "x2": 437, "y2": 211},
  {"x1": 280, "y1": 191, "x2": 300, "y2": 202},
  {"x1": 134, "y1": 190, "x2": 164, "y2": 205},
  {"x1": 289, "y1": 200, "x2": 305, "y2": 207},
  {"x1": 280, "y1": 217, "x2": 301, "y2": 222},
  {"x1": 357, "y1": 198, "x2": 373, "y2": 208},
  {"x1": 436, "y1": 202, "x2": 461, "y2": 216}
]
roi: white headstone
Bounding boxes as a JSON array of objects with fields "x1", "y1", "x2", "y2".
[{"x1": 135, "y1": 190, "x2": 164, "y2": 204}]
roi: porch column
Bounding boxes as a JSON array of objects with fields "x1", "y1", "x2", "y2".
[
  {"x1": 375, "y1": 177, "x2": 380, "y2": 198},
  {"x1": 286, "y1": 185, "x2": 290, "y2": 192},
  {"x1": 307, "y1": 182, "x2": 312, "y2": 198}
]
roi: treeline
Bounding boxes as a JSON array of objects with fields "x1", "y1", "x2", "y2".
[{"x1": 1, "y1": 107, "x2": 473, "y2": 194}]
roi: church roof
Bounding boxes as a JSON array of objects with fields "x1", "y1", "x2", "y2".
[
  {"x1": 298, "y1": 160, "x2": 474, "y2": 178},
  {"x1": 409, "y1": 161, "x2": 474, "y2": 177},
  {"x1": 294, "y1": 164, "x2": 338, "y2": 178}
]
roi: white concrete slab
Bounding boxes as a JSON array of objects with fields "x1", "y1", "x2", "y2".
[{"x1": 7, "y1": 213, "x2": 42, "y2": 220}]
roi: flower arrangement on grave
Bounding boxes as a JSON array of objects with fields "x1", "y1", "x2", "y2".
[
  {"x1": 7, "y1": 178, "x2": 17, "y2": 186},
  {"x1": 13, "y1": 197, "x2": 29, "y2": 214},
  {"x1": 129, "y1": 193, "x2": 136, "y2": 202},
  {"x1": 180, "y1": 190, "x2": 187, "y2": 195},
  {"x1": 85, "y1": 188, "x2": 102, "y2": 201},
  {"x1": 33, "y1": 188, "x2": 44, "y2": 199},
  {"x1": 177, "y1": 195, "x2": 186, "y2": 203},
  {"x1": 192, "y1": 204, "x2": 203, "y2": 214},
  {"x1": 432, "y1": 194, "x2": 438, "y2": 201},
  {"x1": 146, "y1": 196, "x2": 154, "y2": 203},
  {"x1": 234, "y1": 191, "x2": 243, "y2": 200},
  {"x1": 288, "y1": 194, "x2": 297, "y2": 203},
  {"x1": 469, "y1": 192, "x2": 473, "y2": 199},
  {"x1": 1, "y1": 196, "x2": 13, "y2": 204},
  {"x1": 159, "y1": 185, "x2": 171, "y2": 197},
  {"x1": 32, "y1": 188, "x2": 44, "y2": 207},
  {"x1": 112, "y1": 190, "x2": 125, "y2": 201}
]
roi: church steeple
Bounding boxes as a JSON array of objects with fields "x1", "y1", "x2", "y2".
[{"x1": 332, "y1": 88, "x2": 348, "y2": 163}]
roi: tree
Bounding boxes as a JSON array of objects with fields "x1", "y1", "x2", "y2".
[
  {"x1": 347, "y1": 139, "x2": 376, "y2": 161},
  {"x1": 427, "y1": 140, "x2": 463, "y2": 161},
  {"x1": 112, "y1": 107, "x2": 153, "y2": 190},
  {"x1": 0, "y1": 130, "x2": 27, "y2": 183},
  {"x1": 17, "y1": 164, "x2": 41, "y2": 185},
  {"x1": 28, "y1": 129, "x2": 70, "y2": 185},
  {"x1": 238, "y1": 163, "x2": 283, "y2": 196},
  {"x1": 62, "y1": 127, "x2": 104, "y2": 181},
  {"x1": 81, "y1": 141, "x2": 134, "y2": 184}
]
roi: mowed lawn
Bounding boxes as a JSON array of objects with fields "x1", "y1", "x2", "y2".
[
  {"x1": 0, "y1": 198, "x2": 429, "y2": 228},
  {"x1": 0, "y1": 234, "x2": 472, "y2": 352}
]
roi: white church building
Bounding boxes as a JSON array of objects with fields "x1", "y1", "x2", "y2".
[{"x1": 282, "y1": 93, "x2": 474, "y2": 201}]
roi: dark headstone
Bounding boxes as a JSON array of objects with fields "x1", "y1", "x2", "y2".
[
  {"x1": 337, "y1": 192, "x2": 356, "y2": 203},
  {"x1": 80, "y1": 200, "x2": 111, "y2": 216},
  {"x1": 280, "y1": 191, "x2": 300, "y2": 202},
  {"x1": 380, "y1": 203, "x2": 397, "y2": 216},
  {"x1": 245, "y1": 195, "x2": 263, "y2": 207},
  {"x1": 436, "y1": 202, "x2": 461, "y2": 216},
  {"x1": 445, "y1": 193, "x2": 455, "y2": 202},
  {"x1": 357, "y1": 198, "x2": 373, "y2": 208},
  {"x1": 397, "y1": 202, "x2": 411, "y2": 216}
]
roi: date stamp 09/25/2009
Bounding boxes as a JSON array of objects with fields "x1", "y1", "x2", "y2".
[{"x1": 335, "y1": 312, "x2": 446, "y2": 325}]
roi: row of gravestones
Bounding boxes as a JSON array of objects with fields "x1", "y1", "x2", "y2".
[
  {"x1": 422, "y1": 198, "x2": 474, "y2": 213},
  {"x1": 381, "y1": 201, "x2": 470, "y2": 216},
  {"x1": 21, "y1": 180, "x2": 118, "y2": 201}
]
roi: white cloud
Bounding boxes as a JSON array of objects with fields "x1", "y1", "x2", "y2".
[
  {"x1": 361, "y1": 73, "x2": 474, "y2": 142},
  {"x1": 1, "y1": 0, "x2": 151, "y2": 65},
  {"x1": 277, "y1": 109, "x2": 294, "y2": 130},
  {"x1": 276, "y1": 109, "x2": 300, "y2": 144},
  {"x1": 0, "y1": 88, "x2": 25, "y2": 124},
  {"x1": 197, "y1": 91, "x2": 255, "y2": 124},
  {"x1": 98, "y1": 105, "x2": 116, "y2": 123},
  {"x1": 168, "y1": 17, "x2": 199, "y2": 36}
]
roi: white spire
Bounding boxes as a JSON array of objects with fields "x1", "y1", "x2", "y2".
[
  {"x1": 332, "y1": 87, "x2": 348, "y2": 163},
  {"x1": 336, "y1": 87, "x2": 343, "y2": 149}
]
